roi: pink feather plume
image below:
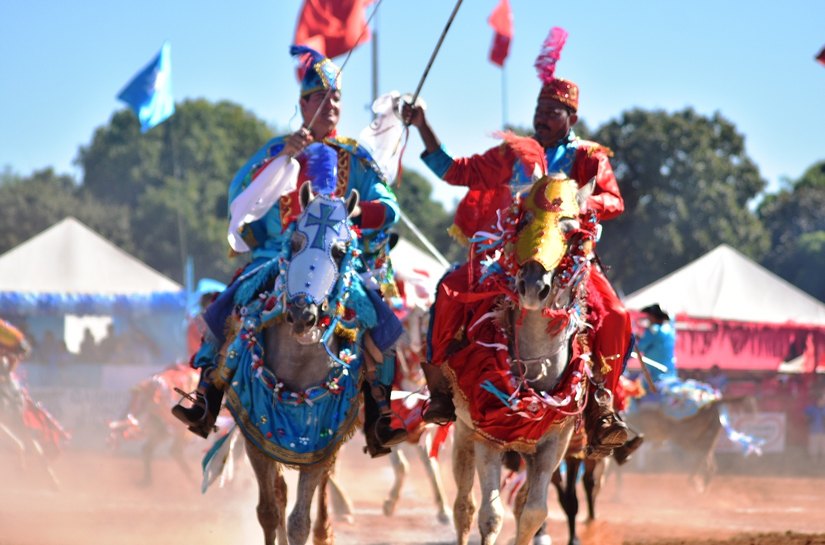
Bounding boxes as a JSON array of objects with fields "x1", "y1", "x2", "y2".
[{"x1": 534, "y1": 27, "x2": 568, "y2": 83}]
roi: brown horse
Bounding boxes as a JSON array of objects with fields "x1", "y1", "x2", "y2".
[{"x1": 627, "y1": 395, "x2": 756, "y2": 492}]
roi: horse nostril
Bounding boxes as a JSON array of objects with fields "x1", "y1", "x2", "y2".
[
  {"x1": 538, "y1": 285, "x2": 550, "y2": 301},
  {"x1": 286, "y1": 313, "x2": 294, "y2": 324},
  {"x1": 517, "y1": 280, "x2": 526, "y2": 296},
  {"x1": 306, "y1": 314, "x2": 317, "y2": 328}
]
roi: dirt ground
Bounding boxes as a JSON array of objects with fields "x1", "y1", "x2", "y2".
[{"x1": 2, "y1": 439, "x2": 824, "y2": 545}]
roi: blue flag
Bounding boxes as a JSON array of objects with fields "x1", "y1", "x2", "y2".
[{"x1": 117, "y1": 42, "x2": 175, "y2": 132}]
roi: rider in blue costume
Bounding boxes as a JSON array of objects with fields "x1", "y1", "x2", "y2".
[
  {"x1": 172, "y1": 46, "x2": 407, "y2": 457},
  {"x1": 637, "y1": 303, "x2": 678, "y2": 388}
]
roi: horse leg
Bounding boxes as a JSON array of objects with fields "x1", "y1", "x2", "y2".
[
  {"x1": 416, "y1": 442, "x2": 451, "y2": 524},
  {"x1": 327, "y1": 463, "x2": 355, "y2": 524},
  {"x1": 139, "y1": 435, "x2": 159, "y2": 486},
  {"x1": 452, "y1": 420, "x2": 476, "y2": 545},
  {"x1": 474, "y1": 441, "x2": 504, "y2": 545},
  {"x1": 288, "y1": 463, "x2": 326, "y2": 545},
  {"x1": 514, "y1": 423, "x2": 574, "y2": 545},
  {"x1": 313, "y1": 470, "x2": 333, "y2": 545},
  {"x1": 245, "y1": 441, "x2": 284, "y2": 545},
  {"x1": 170, "y1": 435, "x2": 196, "y2": 485},
  {"x1": 563, "y1": 457, "x2": 582, "y2": 544},
  {"x1": 583, "y1": 458, "x2": 606, "y2": 522},
  {"x1": 384, "y1": 447, "x2": 408, "y2": 516}
]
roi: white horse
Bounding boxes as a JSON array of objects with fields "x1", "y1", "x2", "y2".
[{"x1": 443, "y1": 174, "x2": 597, "y2": 545}]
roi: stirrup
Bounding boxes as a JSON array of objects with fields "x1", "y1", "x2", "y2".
[
  {"x1": 171, "y1": 389, "x2": 218, "y2": 439},
  {"x1": 422, "y1": 395, "x2": 456, "y2": 425}
]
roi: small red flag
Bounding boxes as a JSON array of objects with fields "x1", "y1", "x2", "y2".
[
  {"x1": 488, "y1": 0, "x2": 513, "y2": 67},
  {"x1": 294, "y1": 0, "x2": 371, "y2": 60},
  {"x1": 816, "y1": 46, "x2": 825, "y2": 67}
]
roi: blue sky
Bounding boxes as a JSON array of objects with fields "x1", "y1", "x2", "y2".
[{"x1": 2, "y1": 1, "x2": 824, "y2": 208}]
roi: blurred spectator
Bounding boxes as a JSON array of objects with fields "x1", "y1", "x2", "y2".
[
  {"x1": 96, "y1": 323, "x2": 123, "y2": 363},
  {"x1": 32, "y1": 330, "x2": 70, "y2": 365},
  {"x1": 804, "y1": 390, "x2": 825, "y2": 464},
  {"x1": 707, "y1": 364, "x2": 729, "y2": 393},
  {"x1": 78, "y1": 328, "x2": 99, "y2": 361}
]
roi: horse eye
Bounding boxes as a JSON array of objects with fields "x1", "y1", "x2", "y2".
[
  {"x1": 291, "y1": 232, "x2": 306, "y2": 253},
  {"x1": 331, "y1": 242, "x2": 346, "y2": 260}
]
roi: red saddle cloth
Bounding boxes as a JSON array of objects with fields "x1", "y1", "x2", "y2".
[{"x1": 444, "y1": 293, "x2": 589, "y2": 453}]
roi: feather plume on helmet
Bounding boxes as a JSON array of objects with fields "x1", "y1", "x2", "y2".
[{"x1": 534, "y1": 27, "x2": 579, "y2": 112}]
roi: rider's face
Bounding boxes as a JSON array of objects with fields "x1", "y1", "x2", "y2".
[
  {"x1": 300, "y1": 90, "x2": 341, "y2": 139},
  {"x1": 533, "y1": 98, "x2": 577, "y2": 148}
]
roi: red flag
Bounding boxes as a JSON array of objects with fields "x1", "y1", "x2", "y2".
[
  {"x1": 816, "y1": 46, "x2": 825, "y2": 67},
  {"x1": 294, "y1": 0, "x2": 371, "y2": 59},
  {"x1": 488, "y1": 0, "x2": 513, "y2": 67}
]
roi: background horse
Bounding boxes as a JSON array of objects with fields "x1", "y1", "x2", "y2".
[
  {"x1": 445, "y1": 174, "x2": 597, "y2": 545},
  {"x1": 627, "y1": 394, "x2": 757, "y2": 491},
  {"x1": 383, "y1": 306, "x2": 451, "y2": 524},
  {"x1": 0, "y1": 357, "x2": 68, "y2": 489},
  {"x1": 108, "y1": 362, "x2": 199, "y2": 486},
  {"x1": 231, "y1": 185, "x2": 366, "y2": 545}
]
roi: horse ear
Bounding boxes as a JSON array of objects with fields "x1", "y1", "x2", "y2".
[
  {"x1": 576, "y1": 177, "x2": 596, "y2": 213},
  {"x1": 346, "y1": 189, "x2": 360, "y2": 218},
  {"x1": 299, "y1": 181, "x2": 313, "y2": 210},
  {"x1": 388, "y1": 232, "x2": 399, "y2": 250}
]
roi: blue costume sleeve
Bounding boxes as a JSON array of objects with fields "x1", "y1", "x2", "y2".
[
  {"x1": 420, "y1": 145, "x2": 455, "y2": 179},
  {"x1": 348, "y1": 152, "x2": 399, "y2": 231}
]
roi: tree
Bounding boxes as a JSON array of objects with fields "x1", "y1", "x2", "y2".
[
  {"x1": 77, "y1": 99, "x2": 276, "y2": 282},
  {"x1": 394, "y1": 169, "x2": 464, "y2": 264},
  {"x1": 0, "y1": 168, "x2": 130, "y2": 255},
  {"x1": 758, "y1": 161, "x2": 825, "y2": 301},
  {"x1": 592, "y1": 108, "x2": 769, "y2": 294}
]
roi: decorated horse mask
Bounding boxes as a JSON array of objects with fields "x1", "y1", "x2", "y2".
[
  {"x1": 514, "y1": 174, "x2": 593, "y2": 271},
  {"x1": 286, "y1": 182, "x2": 359, "y2": 307}
]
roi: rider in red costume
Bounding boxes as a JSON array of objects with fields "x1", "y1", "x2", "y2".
[{"x1": 404, "y1": 75, "x2": 635, "y2": 458}]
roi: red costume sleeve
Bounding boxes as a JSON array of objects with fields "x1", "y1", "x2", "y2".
[
  {"x1": 573, "y1": 143, "x2": 624, "y2": 221},
  {"x1": 443, "y1": 144, "x2": 516, "y2": 189}
]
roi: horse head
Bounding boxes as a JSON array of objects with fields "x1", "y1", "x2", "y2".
[
  {"x1": 513, "y1": 174, "x2": 595, "y2": 314},
  {"x1": 285, "y1": 181, "x2": 359, "y2": 342}
]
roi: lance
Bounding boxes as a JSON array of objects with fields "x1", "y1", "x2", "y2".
[{"x1": 409, "y1": 0, "x2": 464, "y2": 108}]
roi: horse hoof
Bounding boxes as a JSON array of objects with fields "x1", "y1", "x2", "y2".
[
  {"x1": 382, "y1": 500, "x2": 396, "y2": 517},
  {"x1": 437, "y1": 509, "x2": 451, "y2": 525}
]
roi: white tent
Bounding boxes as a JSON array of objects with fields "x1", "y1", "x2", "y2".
[
  {"x1": 0, "y1": 217, "x2": 181, "y2": 295},
  {"x1": 624, "y1": 244, "x2": 825, "y2": 326},
  {"x1": 390, "y1": 238, "x2": 448, "y2": 307}
]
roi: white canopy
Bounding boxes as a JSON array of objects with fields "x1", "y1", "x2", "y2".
[
  {"x1": 624, "y1": 244, "x2": 825, "y2": 326},
  {"x1": 0, "y1": 217, "x2": 181, "y2": 295},
  {"x1": 390, "y1": 238, "x2": 448, "y2": 307}
]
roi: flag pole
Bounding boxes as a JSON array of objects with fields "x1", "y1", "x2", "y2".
[
  {"x1": 501, "y1": 63, "x2": 508, "y2": 129},
  {"x1": 371, "y1": 7, "x2": 379, "y2": 120}
]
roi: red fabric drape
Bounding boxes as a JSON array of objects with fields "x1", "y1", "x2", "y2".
[
  {"x1": 487, "y1": 0, "x2": 513, "y2": 66},
  {"x1": 628, "y1": 311, "x2": 825, "y2": 372},
  {"x1": 294, "y1": 0, "x2": 371, "y2": 60}
]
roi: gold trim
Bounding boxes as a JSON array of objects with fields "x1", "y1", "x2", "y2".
[{"x1": 225, "y1": 369, "x2": 364, "y2": 467}]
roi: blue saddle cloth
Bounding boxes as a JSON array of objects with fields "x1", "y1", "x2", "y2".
[{"x1": 221, "y1": 276, "x2": 378, "y2": 467}]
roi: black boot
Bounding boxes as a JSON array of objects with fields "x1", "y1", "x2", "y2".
[
  {"x1": 362, "y1": 381, "x2": 407, "y2": 458},
  {"x1": 421, "y1": 361, "x2": 455, "y2": 425},
  {"x1": 171, "y1": 382, "x2": 223, "y2": 439},
  {"x1": 613, "y1": 434, "x2": 644, "y2": 466},
  {"x1": 585, "y1": 385, "x2": 628, "y2": 460}
]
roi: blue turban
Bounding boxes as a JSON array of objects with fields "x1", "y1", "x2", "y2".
[{"x1": 290, "y1": 45, "x2": 342, "y2": 98}]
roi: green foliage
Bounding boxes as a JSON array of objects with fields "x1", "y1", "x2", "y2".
[
  {"x1": 592, "y1": 108, "x2": 769, "y2": 294},
  {"x1": 0, "y1": 168, "x2": 130, "y2": 255},
  {"x1": 394, "y1": 169, "x2": 464, "y2": 264},
  {"x1": 758, "y1": 161, "x2": 825, "y2": 301},
  {"x1": 77, "y1": 99, "x2": 276, "y2": 282}
]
